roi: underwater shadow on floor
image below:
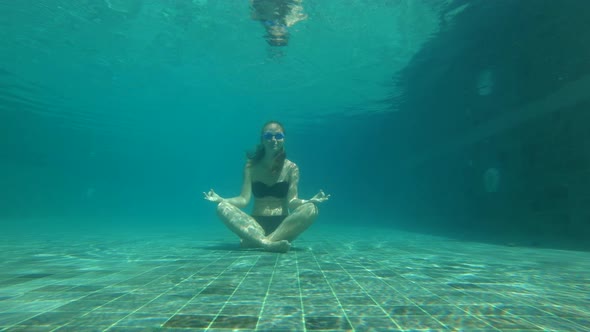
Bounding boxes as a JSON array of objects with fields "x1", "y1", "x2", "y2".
[{"x1": 195, "y1": 242, "x2": 307, "y2": 252}]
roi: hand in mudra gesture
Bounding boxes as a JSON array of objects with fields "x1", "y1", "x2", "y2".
[
  {"x1": 203, "y1": 189, "x2": 223, "y2": 203},
  {"x1": 309, "y1": 190, "x2": 330, "y2": 204}
]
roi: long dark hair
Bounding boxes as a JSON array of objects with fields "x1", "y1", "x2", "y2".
[{"x1": 247, "y1": 120, "x2": 286, "y2": 174}]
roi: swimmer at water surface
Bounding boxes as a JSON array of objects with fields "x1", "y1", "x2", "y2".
[{"x1": 250, "y1": 0, "x2": 307, "y2": 46}]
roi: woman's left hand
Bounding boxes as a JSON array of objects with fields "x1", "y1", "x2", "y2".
[{"x1": 309, "y1": 190, "x2": 330, "y2": 204}]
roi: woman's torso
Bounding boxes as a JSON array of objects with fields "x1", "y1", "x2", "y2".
[{"x1": 250, "y1": 159, "x2": 293, "y2": 216}]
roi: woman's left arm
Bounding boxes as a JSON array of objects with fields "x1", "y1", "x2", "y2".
[{"x1": 287, "y1": 162, "x2": 330, "y2": 211}]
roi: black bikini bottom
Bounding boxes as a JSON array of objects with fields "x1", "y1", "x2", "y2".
[{"x1": 253, "y1": 215, "x2": 287, "y2": 235}]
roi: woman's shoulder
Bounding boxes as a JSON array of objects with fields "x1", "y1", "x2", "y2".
[
  {"x1": 284, "y1": 159, "x2": 299, "y2": 178},
  {"x1": 284, "y1": 159, "x2": 298, "y2": 169}
]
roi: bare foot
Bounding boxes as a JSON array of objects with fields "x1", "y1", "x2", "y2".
[{"x1": 262, "y1": 239, "x2": 291, "y2": 253}]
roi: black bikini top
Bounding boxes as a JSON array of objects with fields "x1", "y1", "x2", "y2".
[{"x1": 252, "y1": 181, "x2": 289, "y2": 198}]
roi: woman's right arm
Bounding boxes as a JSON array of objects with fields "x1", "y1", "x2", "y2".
[{"x1": 204, "y1": 164, "x2": 252, "y2": 209}]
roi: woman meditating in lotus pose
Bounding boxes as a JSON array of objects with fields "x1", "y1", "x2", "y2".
[{"x1": 204, "y1": 121, "x2": 329, "y2": 253}]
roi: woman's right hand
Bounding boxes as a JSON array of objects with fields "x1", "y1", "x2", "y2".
[{"x1": 203, "y1": 189, "x2": 223, "y2": 203}]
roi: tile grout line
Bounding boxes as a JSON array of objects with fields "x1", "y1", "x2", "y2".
[
  {"x1": 319, "y1": 245, "x2": 466, "y2": 331},
  {"x1": 155, "y1": 253, "x2": 238, "y2": 329},
  {"x1": 494, "y1": 299, "x2": 585, "y2": 331},
  {"x1": 308, "y1": 248, "x2": 354, "y2": 331},
  {"x1": 483, "y1": 284, "x2": 587, "y2": 330},
  {"x1": 1, "y1": 263, "x2": 149, "y2": 315},
  {"x1": 294, "y1": 249, "x2": 307, "y2": 332},
  {"x1": 14, "y1": 264, "x2": 171, "y2": 332},
  {"x1": 204, "y1": 253, "x2": 262, "y2": 331},
  {"x1": 327, "y1": 257, "x2": 403, "y2": 331},
  {"x1": 254, "y1": 254, "x2": 280, "y2": 331},
  {"x1": 359, "y1": 254, "x2": 501, "y2": 331},
  {"x1": 101, "y1": 252, "x2": 233, "y2": 331}
]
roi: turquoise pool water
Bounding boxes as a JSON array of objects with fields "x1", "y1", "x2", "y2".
[{"x1": 1, "y1": 1, "x2": 590, "y2": 331}]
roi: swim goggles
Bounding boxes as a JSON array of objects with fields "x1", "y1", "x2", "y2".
[
  {"x1": 262, "y1": 132, "x2": 285, "y2": 141},
  {"x1": 263, "y1": 20, "x2": 287, "y2": 29}
]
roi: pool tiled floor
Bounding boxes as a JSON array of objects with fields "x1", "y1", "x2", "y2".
[{"x1": 0, "y1": 224, "x2": 588, "y2": 331}]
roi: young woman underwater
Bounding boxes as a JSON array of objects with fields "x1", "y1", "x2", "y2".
[{"x1": 204, "y1": 121, "x2": 330, "y2": 253}]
